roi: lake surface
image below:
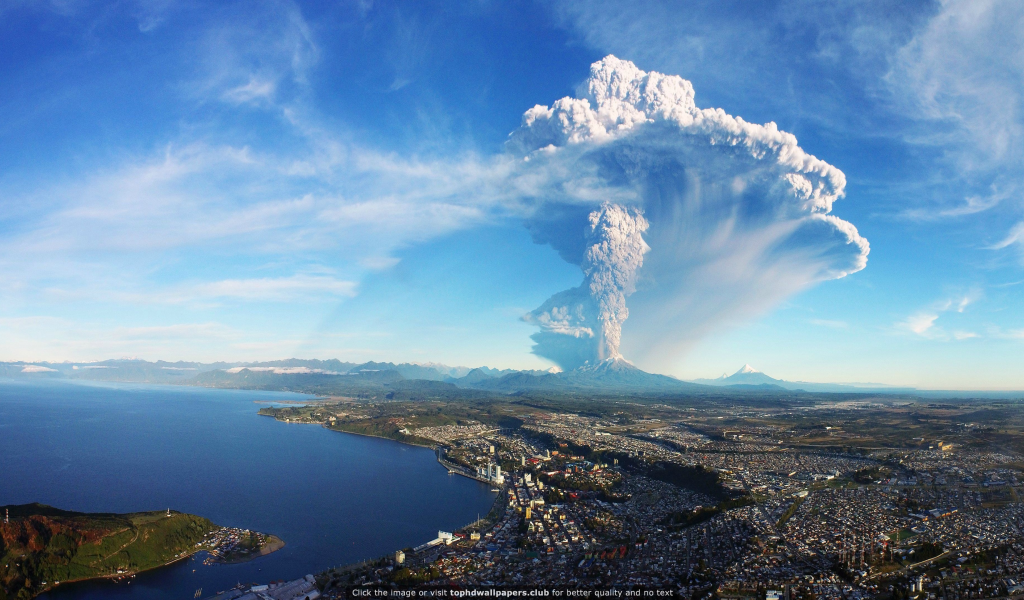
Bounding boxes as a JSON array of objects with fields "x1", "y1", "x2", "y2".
[{"x1": 0, "y1": 378, "x2": 496, "y2": 599}]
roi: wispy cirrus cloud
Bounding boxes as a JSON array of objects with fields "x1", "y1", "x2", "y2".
[
  {"x1": 809, "y1": 318, "x2": 849, "y2": 329},
  {"x1": 184, "y1": 0, "x2": 318, "y2": 106},
  {"x1": 890, "y1": 0, "x2": 1024, "y2": 169},
  {"x1": 0, "y1": 136, "x2": 520, "y2": 305},
  {"x1": 111, "y1": 322, "x2": 235, "y2": 341},
  {"x1": 898, "y1": 187, "x2": 1014, "y2": 221},
  {"x1": 989, "y1": 221, "x2": 1024, "y2": 262},
  {"x1": 897, "y1": 291, "x2": 983, "y2": 340},
  {"x1": 0, "y1": 318, "x2": 241, "y2": 362},
  {"x1": 186, "y1": 275, "x2": 357, "y2": 302},
  {"x1": 550, "y1": 0, "x2": 1024, "y2": 232},
  {"x1": 900, "y1": 312, "x2": 941, "y2": 337},
  {"x1": 25, "y1": 275, "x2": 359, "y2": 308}
]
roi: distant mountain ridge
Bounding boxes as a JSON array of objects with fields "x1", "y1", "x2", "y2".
[
  {"x1": 1, "y1": 357, "x2": 701, "y2": 396},
  {"x1": 691, "y1": 364, "x2": 915, "y2": 393},
  {"x1": 10, "y1": 358, "x2": 1014, "y2": 398}
]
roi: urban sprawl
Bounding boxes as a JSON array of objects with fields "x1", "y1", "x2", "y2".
[{"x1": 219, "y1": 397, "x2": 1024, "y2": 599}]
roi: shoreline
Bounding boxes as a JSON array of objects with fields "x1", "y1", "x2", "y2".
[
  {"x1": 211, "y1": 535, "x2": 286, "y2": 565},
  {"x1": 324, "y1": 424, "x2": 436, "y2": 450},
  {"x1": 260, "y1": 411, "x2": 439, "y2": 451},
  {"x1": 37, "y1": 548, "x2": 201, "y2": 598},
  {"x1": 26, "y1": 526, "x2": 286, "y2": 599},
  {"x1": 284, "y1": 417, "x2": 502, "y2": 487},
  {"x1": 262, "y1": 416, "x2": 505, "y2": 580},
  {"x1": 37, "y1": 536, "x2": 287, "y2": 598},
  {"x1": 263, "y1": 413, "x2": 508, "y2": 489}
]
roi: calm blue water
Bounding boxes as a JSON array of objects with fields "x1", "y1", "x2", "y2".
[{"x1": 0, "y1": 378, "x2": 496, "y2": 599}]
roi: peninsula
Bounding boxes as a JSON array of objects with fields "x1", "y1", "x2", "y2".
[{"x1": 0, "y1": 503, "x2": 282, "y2": 600}]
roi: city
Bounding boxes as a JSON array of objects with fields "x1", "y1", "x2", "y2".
[
  {"x1": 258, "y1": 395, "x2": 1024, "y2": 599},
  {"x1": 4, "y1": 2, "x2": 1024, "y2": 599}
]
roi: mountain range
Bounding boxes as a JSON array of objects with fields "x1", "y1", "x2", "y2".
[
  {"x1": 4, "y1": 358, "x2": 1018, "y2": 399},
  {"x1": 692, "y1": 364, "x2": 915, "y2": 393},
  {"x1": 0, "y1": 357, "x2": 703, "y2": 396}
]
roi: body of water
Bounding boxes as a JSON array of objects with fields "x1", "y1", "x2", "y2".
[{"x1": 0, "y1": 378, "x2": 496, "y2": 599}]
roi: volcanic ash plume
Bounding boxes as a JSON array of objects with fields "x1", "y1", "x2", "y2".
[
  {"x1": 583, "y1": 204, "x2": 649, "y2": 361},
  {"x1": 524, "y1": 203, "x2": 649, "y2": 369},
  {"x1": 512, "y1": 56, "x2": 870, "y2": 373}
]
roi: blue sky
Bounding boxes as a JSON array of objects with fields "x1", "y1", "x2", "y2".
[{"x1": 1, "y1": 0, "x2": 1023, "y2": 389}]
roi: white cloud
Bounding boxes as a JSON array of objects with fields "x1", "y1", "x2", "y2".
[
  {"x1": 900, "y1": 187, "x2": 1013, "y2": 221},
  {"x1": 885, "y1": 0, "x2": 1024, "y2": 239},
  {"x1": 188, "y1": 275, "x2": 357, "y2": 302},
  {"x1": 809, "y1": 318, "x2": 848, "y2": 329},
  {"x1": 360, "y1": 256, "x2": 401, "y2": 271},
  {"x1": 185, "y1": 0, "x2": 318, "y2": 105},
  {"x1": 511, "y1": 56, "x2": 869, "y2": 371},
  {"x1": 987, "y1": 327, "x2": 1024, "y2": 340},
  {"x1": 901, "y1": 312, "x2": 940, "y2": 337},
  {"x1": 957, "y1": 292, "x2": 978, "y2": 313},
  {"x1": 891, "y1": 0, "x2": 1024, "y2": 169},
  {"x1": 0, "y1": 318, "x2": 249, "y2": 362},
  {"x1": 111, "y1": 323, "x2": 235, "y2": 341},
  {"x1": 20, "y1": 365, "x2": 57, "y2": 373},
  {"x1": 898, "y1": 291, "x2": 983, "y2": 340},
  {"x1": 222, "y1": 77, "x2": 277, "y2": 104},
  {"x1": 68, "y1": 275, "x2": 359, "y2": 307},
  {"x1": 550, "y1": 0, "x2": 1024, "y2": 231},
  {"x1": 0, "y1": 135, "x2": 524, "y2": 311},
  {"x1": 224, "y1": 366, "x2": 341, "y2": 374},
  {"x1": 991, "y1": 221, "x2": 1024, "y2": 254}
]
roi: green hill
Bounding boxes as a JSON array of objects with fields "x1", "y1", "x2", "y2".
[{"x1": 0, "y1": 504, "x2": 215, "y2": 600}]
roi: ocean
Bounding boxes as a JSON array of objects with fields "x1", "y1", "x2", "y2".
[{"x1": 0, "y1": 378, "x2": 496, "y2": 599}]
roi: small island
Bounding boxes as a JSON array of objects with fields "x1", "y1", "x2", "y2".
[{"x1": 0, "y1": 503, "x2": 283, "y2": 600}]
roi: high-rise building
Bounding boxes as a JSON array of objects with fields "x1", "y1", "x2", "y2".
[{"x1": 395, "y1": 550, "x2": 405, "y2": 565}]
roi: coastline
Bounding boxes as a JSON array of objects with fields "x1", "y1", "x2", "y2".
[
  {"x1": 324, "y1": 424, "x2": 435, "y2": 450},
  {"x1": 4, "y1": 381, "x2": 496, "y2": 600},
  {"x1": 37, "y1": 548, "x2": 200, "y2": 598},
  {"x1": 36, "y1": 535, "x2": 287, "y2": 599},
  {"x1": 276, "y1": 415, "x2": 501, "y2": 487},
  {"x1": 260, "y1": 411, "x2": 438, "y2": 450},
  {"x1": 258, "y1": 415, "x2": 505, "y2": 582},
  {"x1": 212, "y1": 535, "x2": 286, "y2": 565},
  {"x1": 260, "y1": 411, "x2": 508, "y2": 489},
  {"x1": 16, "y1": 518, "x2": 286, "y2": 600}
]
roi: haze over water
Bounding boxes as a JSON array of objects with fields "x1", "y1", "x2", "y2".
[{"x1": 0, "y1": 378, "x2": 496, "y2": 600}]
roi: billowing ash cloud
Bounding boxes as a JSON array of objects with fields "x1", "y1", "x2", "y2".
[
  {"x1": 509, "y1": 56, "x2": 869, "y2": 372},
  {"x1": 524, "y1": 203, "x2": 649, "y2": 368}
]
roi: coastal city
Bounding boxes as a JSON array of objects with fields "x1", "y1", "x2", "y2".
[
  {"x1": 239, "y1": 396, "x2": 1024, "y2": 599},
  {"x1": 201, "y1": 527, "x2": 284, "y2": 565},
  {"x1": 5, "y1": 2, "x2": 1024, "y2": 600}
]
